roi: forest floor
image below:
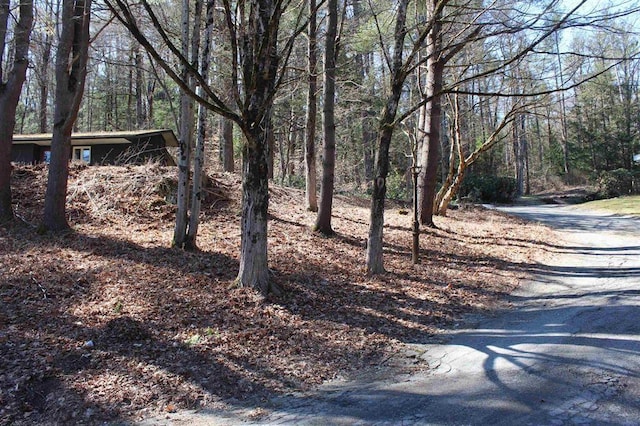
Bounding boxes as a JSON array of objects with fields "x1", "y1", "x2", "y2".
[{"x1": 1, "y1": 164, "x2": 556, "y2": 425}]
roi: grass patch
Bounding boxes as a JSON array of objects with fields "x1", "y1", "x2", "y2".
[{"x1": 577, "y1": 195, "x2": 640, "y2": 216}]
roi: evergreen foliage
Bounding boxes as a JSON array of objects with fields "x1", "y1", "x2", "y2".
[{"x1": 459, "y1": 175, "x2": 519, "y2": 204}]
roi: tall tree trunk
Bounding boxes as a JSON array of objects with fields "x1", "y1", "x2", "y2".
[
  {"x1": 366, "y1": 0, "x2": 409, "y2": 275},
  {"x1": 147, "y1": 79, "x2": 155, "y2": 127},
  {"x1": 233, "y1": 0, "x2": 283, "y2": 295},
  {"x1": 267, "y1": 116, "x2": 275, "y2": 179},
  {"x1": 523, "y1": 115, "x2": 530, "y2": 195},
  {"x1": 513, "y1": 114, "x2": 525, "y2": 196},
  {"x1": 38, "y1": 5, "x2": 53, "y2": 133},
  {"x1": 0, "y1": 0, "x2": 33, "y2": 222},
  {"x1": 304, "y1": 0, "x2": 318, "y2": 212},
  {"x1": 418, "y1": 1, "x2": 443, "y2": 227},
  {"x1": 314, "y1": 0, "x2": 338, "y2": 234},
  {"x1": 362, "y1": 110, "x2": 375, "y2": 185},
  {"x1": 127, "y1": 48, "x2": 134, "y2": 129},
  {"x1": 419, "y1": 0, "x2": 444, "y2": 227},
  {"x1": 236, "y1": 123, "x2": 277, "y2": 294},
  {"x1": 219, "y1": 7, "x2": 234, "y2": 173},
  {"x1": 554, "y1": 31, "x2": 570, "y2": 177},
  {"x1": 418, "y1": 59, "x2": 443, "y2": 226},
  {"x1": 173, "y1": 0, "x2": 198, "y2": 248},
  {"x1": 366, "y1": 118, "x2": 396, "y2": 275},
  {"x1": 353, "y1": 0, "x2": 374, "y2": 186},
  {"x1": 186, "y1": 0, "x2": 215, "y2": 250},
  {"x1": 134, "y1": 44, "x2": 145, "y2": 128},
  {"x1": 43, "y1": 0, "x2": 91, "y2": 231},
  {"x1": 221, "y1": 118, "x2": 234, "y2": 171}
]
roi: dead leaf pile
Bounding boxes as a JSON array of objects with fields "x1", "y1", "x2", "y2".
[{"x1": 0, "y1": 165, "x2": 556, "y2": 425}]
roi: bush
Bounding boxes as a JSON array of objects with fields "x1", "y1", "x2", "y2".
[
  {"x1": 385, "y1": 170, "x2": 411, "y2": 201},
  {"x1": 597, "y1": 168, "x2": 633, "y2": 198},
  {"x1": 286, "y1": 174, "x2": 306, "y2": 190},
  {"x1": 458, "y1": 174, "x2": 518, "y2": 203}
]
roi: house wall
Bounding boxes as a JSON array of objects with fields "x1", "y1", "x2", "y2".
[
  {"x1": 11, "y1": 133, "x2": 176, "y2": 166},
  {"x1": 11, "y1": 144, "x2": 37, "y2": 163},
  {"x1": 127, "y1": 136, "x2": 175, "y2": 165},
  {"x1": 91, "y1": 138, "x2": 173, "y2": 165},
  {"x1": 90, "y1": 144, "x2": 129, "y2": 165}
]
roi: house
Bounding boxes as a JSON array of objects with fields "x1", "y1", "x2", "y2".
[{"x1": 11, "y1": 129, "x2": 178, "y2": 166}]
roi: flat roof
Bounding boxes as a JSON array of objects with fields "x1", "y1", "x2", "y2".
[{"x1": 13, "y1": 129, "x2": 179, "y2": 147}]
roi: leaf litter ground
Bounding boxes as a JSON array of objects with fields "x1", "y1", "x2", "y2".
[{"x1": 0, "y1": 165, "x2": 557, "y2": 425}]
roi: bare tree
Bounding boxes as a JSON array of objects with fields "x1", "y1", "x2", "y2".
[
  {"x1": 107, "y1": 0, "x2": 313, "y2": 294},
  {"x1": 304, "y1": 0, "x2": 318, "y2": 212},
  {"x1": 42, "y1": 0, "x2": 92, "y2": 231},
  {"x1": 434, "y1": 91, "x2": 521, "y2": 215},
  {"x1": 186, "y1": 0, "x2": 216, "y2": 250},
  {"x1": 415, "y1": 0, "x2": 589, "y2": 226},
  {"x1": 0, "y1": 0, "x2": 33, "y2": 222},
  {"x1": 173, "y1": 0, "x2": 199, "y2": 248},
  {"x1": 366, "y1": 0, "x2": 413, "y2": 274},
  {"x1": 314, "y1": 0, "x2": 338, "y2": 234},
  {"x1": 367, "y1": 0, "x2": 590, "y2": 273},
  {"x1": 33, "y1": 0, "x2": 56, "y2": 133},
  {"x1": 417, "y1": 0, "x2": 445, "y2": 228}
]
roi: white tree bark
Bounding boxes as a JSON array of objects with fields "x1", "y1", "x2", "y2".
[{"x1": 186, "y1": 0, "x2": 214, "y2": 249}]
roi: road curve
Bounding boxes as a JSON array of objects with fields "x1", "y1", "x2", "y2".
[{"x1": 141, "y1": 205, "x2": 640, "y2": 426}]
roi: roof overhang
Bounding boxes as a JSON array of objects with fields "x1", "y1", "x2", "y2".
[
  {"x1": 12, "y1": 129, "x2": 179, "y2": 147},
  {"x1": 12, "y1": 135, "x2": 131, "y2": 146}
]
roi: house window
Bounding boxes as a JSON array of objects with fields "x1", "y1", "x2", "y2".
[{"x1": 72, "y1": 146, "x2": 91, "y2": 164}]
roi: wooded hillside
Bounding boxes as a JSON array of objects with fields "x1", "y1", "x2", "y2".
[
  {"x1": 1, "y1": 1, "x2": 637, "y2": 422},
  {"x1": 1, "y1": 164, "x2": 554, "y2": 424}
]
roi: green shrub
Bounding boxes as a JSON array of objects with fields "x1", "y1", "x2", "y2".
[
  {"x1": 597, "y1": 168, "x2": 633, "y2": 198},
  {"x1": 458, "y1": 174, "x2": 518, "y2": 203},
  {"x1": 286, "y1": 174, "x2": 306, "y2": 190},
  {"x1": 386, "y1": 170, "x2": 411, "y2": 201}
]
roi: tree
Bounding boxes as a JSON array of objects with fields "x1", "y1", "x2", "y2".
[
  {"x1": 554, "y1": 29, "x2": 570, "y2": 177},
  {"x1": 42, "y1": 0, "x2": 92, "y2": 231},
  {"x1": 216, "y1": 4, "x2": 235, "y2": 173},
  {"x1": 107, "y1": 0, "x2": 312, "y2": 294},
  {"x1": 304, "y1": 0, "x2": 318, "y2": 212},
  {"x1": 314, "y1": 0, "x2": 338, "y2": 234},
  {"x1": 564, "y1": 26, "x2": 640, "y2": 180},
  {"x1": 220, "y1": 120, "x2": 234, "y2": 171},
  {"x1": 172, "y1": 0, "x2": 198, "y2": 248},
  {"x1": 366, "y1": 0, "x2": 413, "y2": 274},
  {"x1": 33, "y1": 0, "x2": 56, "y2": 133},
  {"x1": 352, "y1": 0, "x2": 375, "y2": 188},
  {"x1": 434, "y1": 91, "x2": 520, "y2": 214},
  {"x1": 417, "y1": 0, "x2": 445, "y2": 228},
  {"x1": 186, "y1": 0, "x2": 215, "y2": 249},
  {"x1": 0, "y1": 0, "x2": 33, "y2": 222},
  {"x1": 366, "y1": 0, "x2": 593, "y2": 272}
]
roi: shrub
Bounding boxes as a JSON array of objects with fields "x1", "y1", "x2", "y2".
[
  {"x1": 386, "y1": 170, "x2": 411, "y2": 201},
  {"x1": 458, "y1": 174, "x2": 518, "y2": 203},
  {"x1": 597, "y1": 168, "x2": 633, "y2": 198}
]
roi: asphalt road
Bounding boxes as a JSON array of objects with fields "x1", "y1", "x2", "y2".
[{"x1": 141, "y1": 205, "x2": 640, "y2": 426}]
